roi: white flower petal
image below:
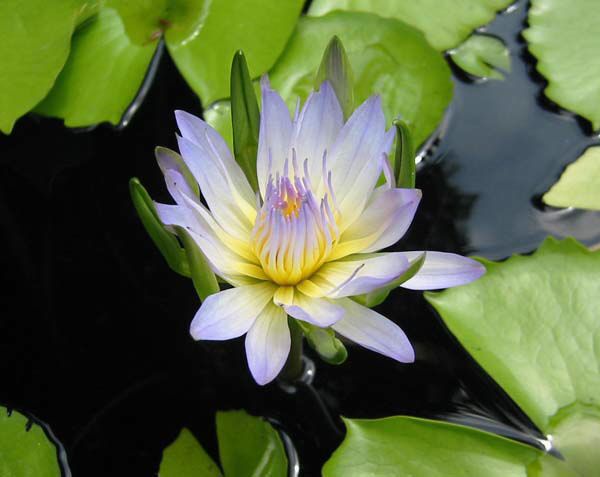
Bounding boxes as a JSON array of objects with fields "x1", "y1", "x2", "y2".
[
  {"x1": 399, "y1": 251, "x2": 486, "y2": 290},
  {"x1": 190, "y1": 282, "x2": 277, "y2": 341},
  {"x1": 273, "y1": 287, "x2": 344, "y2": 327},
  {"x1": 330, "y1": 187, "x2": 422, "y2": 260},
  {"x1": 256, "y1": 76, "x2": 293, "y2": 198},
  {"x1": 332, "y1": 298, "x2": 414, "y2": 363},
  {"x1": 245, "y1": 302, "x2": 291, "y2": 385},
  {"x1": 297, "y1": 252, "x2": 410, "y2": 298}
]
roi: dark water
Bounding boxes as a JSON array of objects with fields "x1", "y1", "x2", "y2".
[{"x1": 0, "y1": 1, "x2": 598, "y2": 475}]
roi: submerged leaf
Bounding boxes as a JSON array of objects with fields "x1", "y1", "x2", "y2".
[
  {"x1": 543, "y1": 146, "x2": 600, "y2": 211},
  {"x1": 449, "y1": 34, "x2": 510, "y2": 80},
  {"x1": 36, "y1": 7, "x2": 158, "y2": 127},
  {"x1": 426, "y1": 238, "x2": 600, "y2": 474},
  {"x1": 323, "y1": 416, "x2": 577, "y2": 477},
  {"x1": 524, "y1": 0, "x2": 600, "y2": 130}
]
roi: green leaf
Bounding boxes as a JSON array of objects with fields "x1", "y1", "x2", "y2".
[
  {"x1": 0, "y1": 0, "x2": 89, "y2": 133},
  {"x1": 297, "y1": 321, "x2": 348, "y2": 365},
  {"x1": 449, "y1": 33, "x2": 511, "y2": 80},
  {"x1": 524, "y1": 0, "x2": 600, "y2": 130},
  {"x1": 216, "y1": 410, "x2": 288, "y2": 477},
  {"x1": 426, "y1": 237, "x2": 600, "y2": 475},
  {"x1": 394, "y1": 119, "x2": 415, "y2": 188},
  {"x1": 308, "y1": 0, "x2": 514, "y2": 51},
  {"x1": 315, "y1": 36, "x2": 355, "y2": 119},
  {"x1": 543, "y1": 146, "x2": 600, "y2": 211},
  {"x1": 129, "y1": 178, "x2": 190, "y2": 277},
  {"x1": 231, "y1": 51, "x2": 260, "y2": 192},
  {"x1": 107, "y1": 0, "x2": 210, "y2": 46},
  {"x1": 159, "y1": 428, "x2": 222, "y2": 477},
  {"x1": 168, "y1": 0, "x2": 304, "y2": 105},
  {"x1": 35, "y1": 7, "x2": 157, "y2": 128},
  {"x1": 0, "y1": 407, "x2": 62, "y2": 477},
  {"x1": 175, "y1": 226, "x2": 219, "y2": 301},
  {"x1": 206, "y1": 11, "x2": 453, "y2": 148},
  {"x1": 322, "y1": 416, "x2": 578, "y2": 477}
]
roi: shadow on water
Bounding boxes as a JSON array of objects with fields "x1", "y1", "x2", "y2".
[{"x1": 0, "y1": 0, "x2": 597, "y2": 475}]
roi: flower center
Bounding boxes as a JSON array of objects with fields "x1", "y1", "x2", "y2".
[{"x1": 251, "y1": 155, "x2": 339, "y2": 285}]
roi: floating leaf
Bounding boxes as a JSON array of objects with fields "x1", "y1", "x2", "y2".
[
  {"x1": 36, "y1": 7, "x2": 158, "y2": 127},
  {"x1": 308, "y1": 0, "x2": 513, "y2": 51},
  {"x1": 159, "y1": 428, "x2": 222, "y2": 477},
  {"x1": 543, "y1": 146, "x2": 600, "y2": 211},
  {"x1": 0, "y1": 407, "x2": 62, "y2": 477},
  {"x1": 206, "y1": 11, "x2": 453, "y2": 148},
  {"x1": 168, "y1": 0, "x2": 304, "y2": 105},
  {"x1": 322, "y1": 416, "x2": 577, "y2": 477},
  {"x1": 524, "y1": 0, "x2": 600, "y2": 130},
  {"x1": 108, "y1": 0, "x2": 209, "y2": 46},
  {"x1": 426, "y1": 238, "x2": 600, "y2": 475},
  {"x1": 216, "y1": 410, "x2": 288, "y2": 477},
  {"x1": 0, "y1": 0, "x2": 90, "y2": 133},
  {"x1": 449, "y1": 34, "x2": 510, "y2": 80}
]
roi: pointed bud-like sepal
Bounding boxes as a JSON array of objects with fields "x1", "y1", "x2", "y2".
[
  {"x1": 394, "y1": 119, "x2": 416, "y2": 189},
  {"x1": 354, "y1": 253, "x2": 427, "y2": 308},
  {"x1": 155, "y1": 146, "x2": 199, "y2": 197},
  {"x1": 129, "y1": 177, "x2": 190, "y2": 277},
  {"x1": 174, "y1": 226, "x2": 220, "y2": 301},
  {"x1": 230, "y1": 50, "x2": 260, "y2": 192},
  {"x1": 297, "y1": 321, "x2": 348, "y2": 365},
  {"x1": 315, "y1": 36, "x2": 355, "y2": 120}
]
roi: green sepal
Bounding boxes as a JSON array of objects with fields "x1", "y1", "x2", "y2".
[
  {"x1": 155, "y1": 146, "x2": 200, "y2": 197},
  {"x1": 297, "y1": 321, "x2": 348, "y2": 365},
  {"x1": 230, "y1": 50, "x2": 260, "y2": 192},
  {"x1": 394, "y1": 119, "x2": 415, "y2": 188},
  {"x1": 354, "y1": 252, "x2": 426, "y2": 308},
  {"x1": 174, "y1": 226, "x2": 220, "y2": 301},
  {"x1": 129, "y1": 177, "x2": 190, "y2": 277},
  {"x1": 315, "y1": 36, "x2": 354, "y2": 119}
]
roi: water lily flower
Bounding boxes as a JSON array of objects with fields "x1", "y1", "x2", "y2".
[{"x1": 154, "y1": 77, "x2": 485, "y2": 385}]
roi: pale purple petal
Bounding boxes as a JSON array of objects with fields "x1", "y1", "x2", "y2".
[
  {"x1": 154, "y1": 202, "x2": 192, "y2": 230},
  {"x1": 332, "y1": 187, "x2": 422, "y2": 259},
  {"x1": 245, "y1": 302, "x2": 291, "y2": 385},
  {"x1": 256, "y1": 76, "x2": 293, "y2": 198},
  {"x1": 297, "y1": 252, "x2": 410, "y2": 298},
  {"x1": 190, "y1": 282, "x2": 276, "y2": 340},
  {"x1": 399, "y1": 251, "x2": 486, "y2": 290},
  {"x1": 332, "y1": 298, "x2": 414, "y2": 363},
  {"x1": 283, "y1": 292, "x2": 344, "y2": 327}
]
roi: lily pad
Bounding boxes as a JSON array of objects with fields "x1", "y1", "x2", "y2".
[
  {"x1": 323, "y1": 416, "x2": 576, "y2": 477},
  {"x1": 449, "y1": 34, "x2": 511, "y2": 80},
  {"x1": 168, "y1": 0, "x2": 304, "y2": 105},
  {"x1": 159, "y1": 428, "x2": 222, "y2": 477},
  {"x1": 0, "y1": 0, "x2": 91, "y2": 133},
  {"x1": 0, "y1": 407, "x2": 62, "y2": 477},
  {"x1": 426, "y1": 237, "x2": 600, "y2": 475},
  {"x1": 543, "y1": 146, "x2": 600, "y2": 211},
  {"x1": 524, "y1": 0, "x2": 600, "y2": 130},
  {"x1": 36, "y1": 7, "x2": 158, "y2": 128},
  {"x1": 308, "y1": 0, "x2": 514, "y2": 51},
  {"x1": 205, "y1": 11, "x2": 453, "y2": 148}
]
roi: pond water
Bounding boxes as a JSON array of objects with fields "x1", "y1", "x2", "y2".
[{"x1": 0, "y1": 1, "x2": 598, "y2": 475}]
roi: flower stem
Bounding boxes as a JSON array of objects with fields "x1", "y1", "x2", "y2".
[{"x1": 279, "y1": 316, "x2": 304, "y2": 382}]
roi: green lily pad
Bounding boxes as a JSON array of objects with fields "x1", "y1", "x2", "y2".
[
  {"x1": 308, "y1": 0, "x2": 513, "y2": 51},
  {"x1": 168, "y1": 0, "x2": 303, "y2": 105},
  {"x1": 449, "y1": 34, "x2": 510, "y2": 80},
  {"x1": 0, "y1": 407, "x2": 62, "y2": 477},
  {"x1": 107, "y1": 0, "x2": 210, "y2": 46},
  {"x1": 159, "y1": 428, "x2": 222, "y2": 477},
  {"x1": 524, "y1": 0, "x2": 600, "y2": 130},
  {"x1": 216, "y1": 410, "x2": 288, "y2": 477},
  {"x1": 426, "y1": 237, "x2": 600, "y2": 475},
  {"x1": 323, "y1": 416, "x2": 576, "y2": 477},
  {"x1": 35, "y1": 7, "x2": 158, "y2": 128},
  {"x1": 543, "y1": 146, "x2": 600, "y2": 211},
  {"x1": 0, "y1": 0, "x2": 91, "y2": 133},
  {"x1": 206, "y1": 11, "x2": 453, "y2": 148}
]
